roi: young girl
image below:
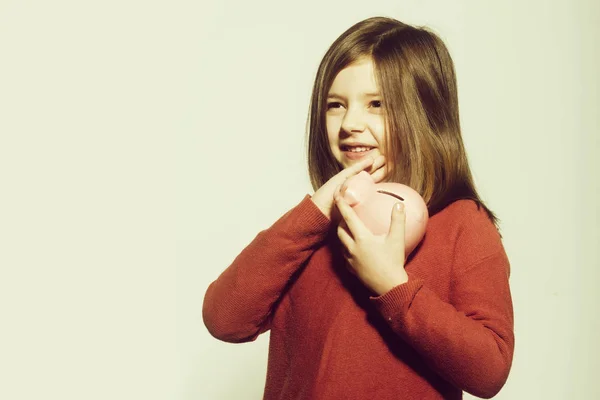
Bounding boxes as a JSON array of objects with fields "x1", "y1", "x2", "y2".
[{"x1": 203, "y1": 16, "x2": 514, "y2": 399}]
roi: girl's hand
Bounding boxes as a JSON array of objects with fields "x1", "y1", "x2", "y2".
[
  {"x1": 333, "y1": 185, "x2": 408, "y2": 296},
  {"x1": 311, "y1": 155, "x2": 387, "y2": 220}
]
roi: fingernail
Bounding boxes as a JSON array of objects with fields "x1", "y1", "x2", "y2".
[{"x1": 395, "y1": 202, "x2": 404, "y2": 211}]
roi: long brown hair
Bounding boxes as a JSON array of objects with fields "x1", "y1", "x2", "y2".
[{"x1": 305, "y1": 16, "x2": 500, "y2": 229}]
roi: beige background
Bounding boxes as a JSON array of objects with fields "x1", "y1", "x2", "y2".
[{"x1": 1, "y1": 0, "x2": 598, "y2": 399}]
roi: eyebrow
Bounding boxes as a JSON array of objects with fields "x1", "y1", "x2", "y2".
[{"x1": 327, "y1": 92, "x2": 381, "y2": 99}]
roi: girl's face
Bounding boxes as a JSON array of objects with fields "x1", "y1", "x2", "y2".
[{"x1": 326, "y1": 57, "x2": 386, "y2": 169}]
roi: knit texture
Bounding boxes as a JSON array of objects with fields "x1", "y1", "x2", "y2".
[{"x1": 203, "y1": 195, "x2": 514, "y2": 399}]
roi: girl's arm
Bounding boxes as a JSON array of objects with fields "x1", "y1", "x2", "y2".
[
  {"x1": 369, "y1": 209, "x2": 514, "y2": 399},
  {"x1": 202, "y1": 195, "x2": 331, "y2": 343}
]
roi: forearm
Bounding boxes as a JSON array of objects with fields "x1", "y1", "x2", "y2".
[
  {"x1": 202, "y1": 195, "x2": 331, "y2": 343},
  {"x1": 370, "y1": 252, "x2": 514, "y2": 398}
]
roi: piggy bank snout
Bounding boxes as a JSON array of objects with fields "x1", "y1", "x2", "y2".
[{"x1": 340, "y1": 171, "x2": 376, "y2": 206}]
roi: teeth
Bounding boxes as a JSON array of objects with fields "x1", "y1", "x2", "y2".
[{"x1": 346, "y1": 146, "x2": 371, "y2": 153}]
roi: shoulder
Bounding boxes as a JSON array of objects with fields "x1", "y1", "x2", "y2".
[
  {"x1": 431, "y1": 199, "x2": 505, "y2": 268},
  {"x1": 432, "y1": 199, "x2": 496, "y2": 231}
]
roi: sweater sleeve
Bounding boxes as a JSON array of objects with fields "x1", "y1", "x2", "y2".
[
  {"x1": 202, "y1": 195, "x2": 331, "y2": 343},
  {"x1": 369, "y1": 210, "x2": 514, "y2": 399}
]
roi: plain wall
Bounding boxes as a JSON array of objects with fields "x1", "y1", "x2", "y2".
[{"x1": 1, "y1": 0, "x2": 598, "y2": 399}]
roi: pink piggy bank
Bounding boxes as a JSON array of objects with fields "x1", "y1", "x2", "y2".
[{"x1": 340, "y1": 171, "x2": 428, "y2": 257}]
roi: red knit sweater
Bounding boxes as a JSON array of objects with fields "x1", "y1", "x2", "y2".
[{"x1": 203, "y1": 195, "x2": 514, "y2": 399}]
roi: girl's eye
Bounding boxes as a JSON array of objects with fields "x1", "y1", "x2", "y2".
[
  {"x1": 327, "y1": 102, "x2": 343, "y2": 109},
  {"x1": 326, "y1": 101, "x2": 382, "y2": 110}
]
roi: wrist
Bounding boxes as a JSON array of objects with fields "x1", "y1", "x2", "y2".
[
  {"x1": 310, "y1": 194, "x2": 331, "y2": 220},
  {"x1": 370, "y1": 269, "x2": 409, "y2": 296}
]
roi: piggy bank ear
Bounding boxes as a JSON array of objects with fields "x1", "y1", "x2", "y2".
[{"x1": 355, "y1": 170, "x2": 373, "y2": 181}]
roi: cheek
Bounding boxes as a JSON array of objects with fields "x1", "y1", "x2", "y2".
[
  {"x1": 326, "y1": 118, "x2": 340, "y2": 146},
  {"x1": 368, "y1": 117, "x2": 386, "y2": 143}
]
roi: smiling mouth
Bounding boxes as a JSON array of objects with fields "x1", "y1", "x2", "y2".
[{"x1": 341, "y1": 146, "x2": 376, "y2": 154}]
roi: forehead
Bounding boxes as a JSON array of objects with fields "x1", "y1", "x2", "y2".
[{"x1": 328, "y1": 58, "x2": 380, "y2": 97}]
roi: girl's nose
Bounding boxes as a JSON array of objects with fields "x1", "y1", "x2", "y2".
[{"x1": 341, "y1": 109, "x2": 366, "y2": 133}]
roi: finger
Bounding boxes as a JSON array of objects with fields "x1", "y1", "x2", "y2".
[
  {"x1": 387, "y1": 202, "x2": 406, "y2": 254},
  {"x1": 340, "y1": 156, "x2": 375, "y2": 179},
  {"x1": 369, "y1": 154, "x2": 386, "y2": 173},
  {"x1": 330, "y1": 201, "x2": 342, "y2": 224},
  {"x1": 338, "y1": 222, "x2": 355, "y2": 263},
  {"x1": 337, "y1": 222, "x2": 355, "y2": 253},
  {"x1": 334, "y1": 183, "x2": 342, "y2": 199},
  {"x1": 334, "y1": 192, "x2": 368, "y2": 240},
  {"x1": 333, "y1": 184, "x2": 350, "y2": 208},
  {"x1": 339, "y1": 218, "x2": 355, "y2": 240},
  {"x1": 370, "y1": 163, "x2": 389, "y2": 183}
]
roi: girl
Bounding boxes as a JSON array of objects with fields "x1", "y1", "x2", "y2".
[{"x1": 203, "y1": 16, "x2": 514, "y2": 399}]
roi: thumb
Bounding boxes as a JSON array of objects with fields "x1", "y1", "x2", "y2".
[{"x1": 388, "y1": 202, "x2": 406, "y2": 246}]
